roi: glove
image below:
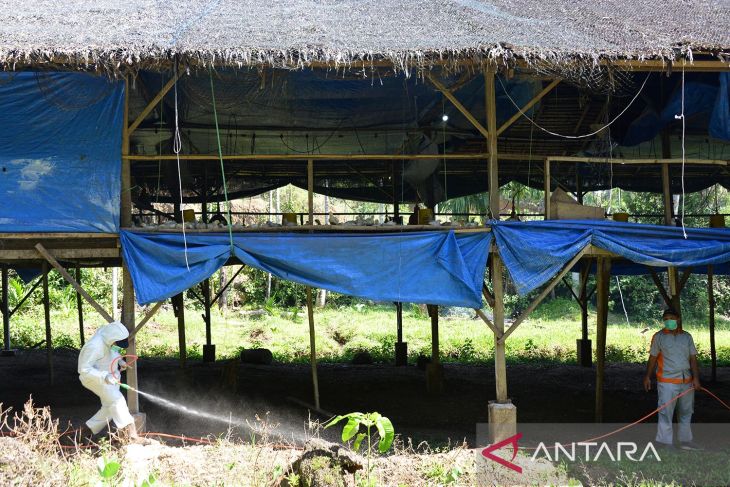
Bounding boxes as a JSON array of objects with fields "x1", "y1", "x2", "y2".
[
  {"x1": 104, "y1": 373, "x2": 118, "y2": 385},
  {"x1": 118, "y1": 359, "x2": 128, "y2": 371}
]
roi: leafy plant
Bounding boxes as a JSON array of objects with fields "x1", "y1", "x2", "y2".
[
  {"x1": 325, "y1": 412, "x2": 394, "y2": 487},
  {"x1": 96, "y1": 456, "x2": 121, "y2": 485}
]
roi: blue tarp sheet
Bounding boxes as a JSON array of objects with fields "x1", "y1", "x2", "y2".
[
  {"x1": 0, "y1": 72, "x2": 123, "y2": 232},
  {"x1": 120, "y1": 230, "x2": 492, "y2": 307},
  {"x1": 492, "y1": 220, "x2": 730, "y2": 295}
]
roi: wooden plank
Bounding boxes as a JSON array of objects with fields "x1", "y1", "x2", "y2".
[
  {"x1": 128, "y1": 153, "x2": 491, "y2": 161},
  {"x1": 0, "y1": 249, "x2": 120, "y2": 260},
  {"x1": 547, "y1": 156, "x2": 728, "y2": 166},
  {"x1": 174, "y1": 294, "x2": 186, "y2": 368},
  {"x1": 595, "y1": 257, "x2": 611, "y2": 422},
  {"x1": 708, "y1": 264, "x2": 717, "y2": 382},
  {"x1": 127, "y1": 225, "x2": 492, "y2": 234},
  {"x1": 35, "y1": 244, "x2": 114, "y2": 323},
  {"x1": 0, "y1": 233, "x2": 117, "y2": 239},
  {"x1": 42, "y1": 263, "x2": 53, "y2": 385},
  {"x1": 661, "y1": 164, "x2": 673, "y2": 224},
  {"x1": 128, "y1": 72, "x2": 182, "y2": 135},
  {"x1": 128, "y1": 301, "x2": 165, "y2": 339},
  {"x1": 306, "y1": 287, "x2": 320, "y2": 410},
  {"x1": 499, "y1": 246, "x2": 589, "y2": 344},
  {"x1": 544, "y1": 158, "x2": 551, "y2": 220},
  {"x1": 496, "y1": 79, "x2": 560, "y2": 136},
  {"x1": 647, "y1": 267, "x2": 673, "y2": 308},
  {"x1": 8, "y1": 277, "x2": 42, "y2": 318},
  {"x1": 475, "y1": 308, "x2": 501, "y2": 337},
  {"x1": 211, "y1": 265, "x2": 245, "y2": 306},
  {"x1": 1, "y1": 266, "x2": 9, "y2": 351},
  {"x1": 308, "y1": 159, "x2": 314, "y2": 224},
  {"x1": 677, "y1": 267, "x2": 693, "y2": 293},
  {"x1": 482, "y1": 282, "x2": 495, "y2": 308},
  {"x1": 427, "y1": 74, "x2": 490, "y2": 140}
]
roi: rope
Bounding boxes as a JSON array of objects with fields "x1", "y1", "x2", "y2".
[
  {"x1": 677, "y1": 64, "x2": 688, "y2": 238},
  {"x1": 172, "y1": 63, "x2": 190, "y2": 270},
  {"x1": 209, "y1": 68, "x2": 235, "y2": 252},
  {"x1": 496, "y1": 73, "x2": 651, "y2": 139}
]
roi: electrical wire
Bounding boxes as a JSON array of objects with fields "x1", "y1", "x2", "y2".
[
  {"x1": 677, "y1": 64, "x2": 688, "y2": 238},
  {"x1": 209, "y1": 68, "x2": 235, "y2": 251},
  {"x1": 497, "y1": 73, "x2": 651, "y2": 139}
]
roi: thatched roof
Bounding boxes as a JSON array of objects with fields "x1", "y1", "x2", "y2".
[{"x1": 1, "y1": 0, "x2": 728, "y2": 72}]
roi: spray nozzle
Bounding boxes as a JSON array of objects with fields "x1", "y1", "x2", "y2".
[{"x1": 119, "y1": 383, "x2": 130, "y2": 390}]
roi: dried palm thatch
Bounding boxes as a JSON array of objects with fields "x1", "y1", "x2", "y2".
[{"x1": 0, "y1": 0, "x2": 728, "y2": 75}]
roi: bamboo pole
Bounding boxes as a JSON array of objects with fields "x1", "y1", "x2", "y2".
[
  {"x1": 128, "y1": 72, "x2": 182, "y2": 135},
  {"x1": 426, "y1": 74, "x2": 490, "y2": 140},
  {"x1": 76, "y1": 266, "x2": 85, "y2": 346},
  {"x1": 307, "y1": 287, "x2": 320, "y2": 410},
  {"x1": 42, "y1": 262, "x2": 53, "y2": 385},
  {"x1": 128, "y1": 301, "x2": 165, "y2": 339},
  {"x1": 708, "y1": 265, "x2": 717, "y2": 382},
  {"x1": 595, "y1": 257, "x2": 611, "y2": 422},
  {"x1": 493, "y1": 253, "x2": 508, "y2": 402},
  {"x1": 174, "y1": 294, "x2": 186, "y2": 368},
  {"x1": 496, "y1": 79, "x2": 560, "y2": 136},
  {"x1": 544, "y1": 158, "x2": 551, "y2": 219},
  {"x1": 486, "y1": 67, "x2": 499, "y2": 218}
]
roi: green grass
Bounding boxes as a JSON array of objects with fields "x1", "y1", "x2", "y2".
[{"x1": 5, "y1": 297, "x2": 730, "y2": 366}]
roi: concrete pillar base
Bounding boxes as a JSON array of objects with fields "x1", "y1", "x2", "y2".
[
  {"x1": 0, "y1": 349, "x2": 17, "y2": 357},
  {"x1": 425, "y1": 362, "x2": 444, "y2": 395},
  {"x1": 577, "y1": 338, "x2": 592, "y2": 367},
  {"x1": 203, "y1": 344, "x2": 216, "y2": 363},
  {"x1": 488, "y1": 400, "x2": 517, "y2": 443},
  {"x1": 395, "y1": 342, "x2": 408, "y2": 366},
  {"x1": 132, "y1": 412, "x2": 147, "y2": 433}
]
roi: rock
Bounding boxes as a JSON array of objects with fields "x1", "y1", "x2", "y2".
[
  {"x1": 287, "y1": 439, "x2": 363, "y2": 487},
  {"x1": 351, "y1": 351, "x2": 373, "y2": 365},
  {"x1": 240, "y1": 348, "x2": 273, "y2": 365}
]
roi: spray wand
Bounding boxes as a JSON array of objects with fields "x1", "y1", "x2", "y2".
[{"x1": 110, "y1": 354, "x2": 139, "y2": 391}]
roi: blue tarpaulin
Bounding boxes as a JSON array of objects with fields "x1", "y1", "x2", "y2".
[
  {"x1": 492, "y1": 220, "x2": 730, "y2": 295},
  {"x1": 0, "y1": 72, "x2": 123, "y2": 232},
  {"x1": 120, "y1": 230, "x2": 492, "y2": 307}
]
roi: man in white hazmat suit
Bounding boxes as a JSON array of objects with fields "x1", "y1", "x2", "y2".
[{"x1": 78, "y1": 321, "x2": 139, "y2": 439}]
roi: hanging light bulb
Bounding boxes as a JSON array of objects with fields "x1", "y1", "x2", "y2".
[{"x1": 441, "y1": 114, "x2": 449, "y2": 122}]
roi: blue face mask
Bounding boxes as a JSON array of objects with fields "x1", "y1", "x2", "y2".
[
  {"x1": 664, "y1": 319, "x2": 678, "y2": 331},
  {"x1": 111, "y1": 344, "x2": 124, "y2": 353}
]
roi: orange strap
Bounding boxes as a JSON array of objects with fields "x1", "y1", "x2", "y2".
[{"x1": 657, "y1": 375, "x2": 693, "y2": 384}]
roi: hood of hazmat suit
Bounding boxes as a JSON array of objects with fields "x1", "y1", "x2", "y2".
[{"x1": 78, "y1": 321, "x2": 129, "y2": 386}]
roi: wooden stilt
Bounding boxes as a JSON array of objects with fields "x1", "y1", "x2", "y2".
[
  {"x1": 492, "y1": 253, "x2": 508, "y2": 402},
  {"x1": 578, "y1": 261, "x2": 592, "y2": 367},
  {"x1": 76, "y1": 266, "x2": 85, "y2": 346},
  {"x1": 429, "y1": 305, "x2": 440, "y2": 364},
  {"x1": 486, "y1": 68, "x2": 499, "y2": 218},
  {"x1": 595, "y1": 257, "x2": 611, "y2": 422},
  {"x1": 306, "y1": 287, "x2": 320, "y2": 409},
  {"x1": 708, "y1": 265, "x2": 717, "y2": 382},
  {"x1": 426, "y1": 304, "x2": 444, "y2": 394},
  {"x1": 395, "y1": 302, "x2": 407, "y2": 366},
  {"x1": 2, "y1": 266, "x2": 9, "y2": 352},
  {"x1": 544, "y1": 158, "x2": 551, "y2": 219},
  {"x1": 173, "y1": 293, "x2": 186, "y2": 368},
  {"x1": 42, "y1": 262, "x2": 53, "y2": 385},
  {"x1": 202, "y1": 279, "x2": 215, "y2": 362}
]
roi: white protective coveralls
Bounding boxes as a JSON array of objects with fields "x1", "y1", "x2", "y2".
[{"x1": 78, "y1": 321, "x2": 135, "y2": 434}]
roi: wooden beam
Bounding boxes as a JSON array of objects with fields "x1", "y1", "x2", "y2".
[
  {"x1": 594, "y1": 256, "x2": 611, "y2": 422},
  {"x1": 42, "y1": 262, "x2": 53, "y2": 385},
  {"x1": 128, "y1": 152, "x2": 491, "y2": 161},
  {"x1": 486, "y1": 67, "x2": 499, "y2": 218},
  {"x1": 34, "y1": 244, "x2": 114, "y2": 323},
  {"x1": 0, "y1": 249, "x2": 120, "y2": 261},
  {"x1": 211, "y1": 266, "x2": 245, "y2": 306},
  {"x1": 8, "y1": 278, "x2": 42, "y2": 321},
  {"x1": 496, "y1": 79, "x2": 560, "y2": 136},
  {"x1": 708, "y1": 264, "x2": 717, "y2": 382},
  {"x1": 75, "y1": 266, "x2": 85, "y2": 346},
  {"x1": 647, "y1": 267, "x2": 673, "y2": 308},
  {"x1": 482, "y1": 282, "x2": 495, "y2": 308},
  {"x1": 475, "y1": 308, "x2": 501, "y2": 337},
  {"x1": 307, "y1": 159, "x2": 314, "y2": 224},
  {"x1": 173, "y1": 293, "x2": 186, "y2": 368},
  {"x1": 306, "y1": 287, "x2": 320, "y2": 410},
  {"x1": 1, "y1": 266, "x2": 9, "y2": 351},
  {"x1": 547, "y1": 156, "x2": 728, "y2": 166},
  {"x1": 128, "y1": 71, "x2": 182, "y2": 135},
  {"x1": 492, "y1": 252, "x2": 508, "y2": 402},
  {"x1": 544, "y1": 158, "x2": 551, "y2": 220},
  {"x1": 677, "y1": 267, "x2": 693, "y2": 293},
  {"x1": 499, "y1": 246, "x2": 588, "y2": 344},
  {"x1": 426, "y1": 74, "x2": 491, "y2": 140},
  {"x1": 128, "y1": 301, "x2": 165, "y2": 339}
]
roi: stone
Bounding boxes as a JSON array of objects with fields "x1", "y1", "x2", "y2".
[{"x1": 488, "y1": 400, "x2": 517, "y2": 443}]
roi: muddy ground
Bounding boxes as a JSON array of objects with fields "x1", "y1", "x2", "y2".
[{"x1": 2, "y1": 349, "x2": 729, "y2": 446}]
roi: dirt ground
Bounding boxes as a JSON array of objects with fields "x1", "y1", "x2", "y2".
[{"x1": 2, "y1": 349, "x2": 730, "y2": 446}]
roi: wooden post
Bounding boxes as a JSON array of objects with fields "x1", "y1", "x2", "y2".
[
  {"x1": 430, "y1": 305, "x2": 440, "y2": 364},
  {"x1": 708, "y1": 264, "x2": 717, "y2": 382},
  {"x1": 42, "y1": 262, "x2": 53, "y2": 385},
  {"x1": 578, "y1": 261, "x2": 592, "y2": 367},
  {"x1": 426, "y1": 304, "x2": 444, "y2": 394},
  {"x1": 202, "y1": 279, "x2": 215, "y2": 362},
  {"x1": 493, "y1": 253, "x2": 508, "y2": 402},
  {"x1": 544, "y1": 158, "x2": 551, "y2": 219},
  {"x1": 392, "y1": 161, "x2": 400, "y2": 223},
  {"x1": 486, "y1": 68, "x2": 499, "y2": 218},
  {"x1": 595, "y1": 257, "x2": 611, "y2": 422},
  {"x1": 306, "y1": 287, "x2": 320, "y2": 410},
  {"x1": 121, "y1": 76, "x2": 140, "y2": 414},
  {"x1": 395, "y1": 302, "x2": 407, "y2": 366},
  {"x1": 307, "y1": 159, "x2": 314, "y2": 224},
  {"x1": 76, "y1": 266, "x2": 85, "y2": 346},
  {"x1": 1, "y1": 266, "x2": 9, "y2": 352},
  {"x1": 173, "y1": 293, "x2": 186, "y2": 368}
]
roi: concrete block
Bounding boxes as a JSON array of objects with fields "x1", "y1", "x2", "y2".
[
  {"x1": 395, "y1": 342, "x2": 408, "y2": 366},
  {"x1": 577, "y1": 338, "x2": 592, "y2": 367},
  {"x1": 203, "y1": 344, "x2": 216, "y2": 363},
  {"x1": 488, "y1": 400, "x2": 517, "y2": 443},
  {"x1": 132, "y1": 412, "x2": 147, "y2": 433}
]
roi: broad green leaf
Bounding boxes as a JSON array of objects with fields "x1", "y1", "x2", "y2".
[
  {"x1": 375, "y1": 416, "x2": 395, "y2": 453},
  {"x1": 97, "y1": 458, "x2": 120, "y2": 479},
  {"x1": 324, "y1": 415, "x2": 345, "y2": 429},
  {"x1": 342, "y1": 417, "x2": 360, "y2": 442},
  {"x1": 353, "y1": 432, "x2": 366, "y2": 452}
]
